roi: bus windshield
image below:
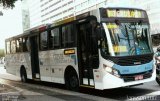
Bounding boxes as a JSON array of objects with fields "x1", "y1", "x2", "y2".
[{"x1": 102, "y1": 22, "x2": 153, "y2": 56}]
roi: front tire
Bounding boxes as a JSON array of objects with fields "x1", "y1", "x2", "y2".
[{"x1": 65, "y1": 70, "x2": 79, "y2": 91}]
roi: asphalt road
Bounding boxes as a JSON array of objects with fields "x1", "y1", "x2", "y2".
[{"x1": 0, "y1": 64, "x2": 160, "y2": 101}]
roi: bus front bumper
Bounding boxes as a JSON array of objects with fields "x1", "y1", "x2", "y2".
[{"x1": 94, "y1": 69, "x2": 156, "y2": 90}]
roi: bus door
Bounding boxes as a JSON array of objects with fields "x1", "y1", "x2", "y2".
[
  {"x1": 77, "y1": 20, "x2": 99, "y2": 87},
  {"x1": 30, "y1": 35, "x2": 40, "y2": 79}
]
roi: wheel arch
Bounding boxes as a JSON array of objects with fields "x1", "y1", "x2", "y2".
[
  {"x1": 20, "y1": 65, "x2": 27, "y2": 76},
  {"x1": 64, "y1": 65, "x2": 79, "y2": 81},
  {"x1": 64, "y1": 65, "x2": 80, "y2": 91}
]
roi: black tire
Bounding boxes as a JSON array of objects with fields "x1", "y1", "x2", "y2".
[
  {"x1": 65, "y1": 70, "x2": 79, "y2": 91},
  {"x1": 156, "y1": 77, "x2": 160, "y2": 86},
  {"x1": 20, "y1": 68, "x2": 28, "y2": 83}
]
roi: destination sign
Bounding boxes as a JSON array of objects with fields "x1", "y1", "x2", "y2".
[{"x1": 106, "y1": 9, "x2": 146, "y2": 18}]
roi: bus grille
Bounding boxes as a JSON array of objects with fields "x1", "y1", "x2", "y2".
[
  {"x1": 120, "y1": 70, "x2": 152, "y2": 82},
  {"x1": 109, "y1": 54, "x2": 153, "y2": 66}
]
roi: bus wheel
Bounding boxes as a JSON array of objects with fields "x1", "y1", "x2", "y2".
[
  {"x1": 156, "y1": 77, "x2": 160, "y2": 86},
  {"x1": 20, "y1": 68, "x2": 27, "y2": 83},
  {"x1": 65, "y1": 70, "x2": 79, "y2": 91}
]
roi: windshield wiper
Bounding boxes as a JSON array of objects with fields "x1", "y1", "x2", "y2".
[{"x1": 124, "y1": 25, "x2": 131, "y2": 47}]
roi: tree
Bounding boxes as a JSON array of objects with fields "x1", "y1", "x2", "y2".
[
  {"x1": 0, "y1": 49, "x2": 5, "y2": 57},
  {"x1": 0, "y1": 0, "x2": 18, "y2": 8}
]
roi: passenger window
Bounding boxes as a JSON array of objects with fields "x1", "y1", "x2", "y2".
[
  {"x1": 49, "y1": 28, "x2": 60, "y2": 49},
  {"x1": 11, "y1": 40, "x2": 16, "y2": 54},
  {"x1": 62, "y1": 24, "x2": 75, "y2": 48},
  {"x1": 6, "y1": 41, "x2": 11, "y2": 54},
  {"x1": 26, "y1": 38, "x2": 30, "y2": 51},
  {"x1": 16, "y1": 38, "x2": 23, "y2": 52},
  {"x1": 40, "y1": 31, "x2": 48, "y2": 50},
  {"x1": 22, "y1": 37, "x2": 29, "y2": 52}
]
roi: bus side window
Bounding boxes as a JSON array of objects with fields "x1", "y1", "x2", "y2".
[
  {"x1": 26, "y1": 38, "x2": 30, "y2": 51},
  {"x1": 49, "y1": 28, "x2": 60, "y2": 49},
  {"x1": 62, "y1": 24, "x2": 75, "y2": 48},
  {"x1": 11, "y1": 40, "x2": 16, "y2": 54},
  {"x1": 6, "y1": 41, "x2": 11, "y2": 54},
  {"x1": 16, "y1": 38, "x2": 23, "y2": 53},
  {"x1": 22, "y1": 37, "x2": 29, "y2": 52},
  {"x1": 40, "y1": 31, "x2": 48, "y2": 50}
]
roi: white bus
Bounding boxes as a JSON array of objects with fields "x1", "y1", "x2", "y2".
[{"x1": 5, "y1": 7, "x2": 155, "y2": 91}]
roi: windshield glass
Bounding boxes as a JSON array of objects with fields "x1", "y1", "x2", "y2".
[{"x1": 102, "y1": 22, "x2": 153, "y2": 56}]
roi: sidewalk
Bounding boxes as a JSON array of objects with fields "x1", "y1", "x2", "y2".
[
  {"x1": 0, "y1": 66, "x2": 21, "y2": 98},
  {"x1": 0, "y1": 66, "x2": 21, "y2": 81},
  {"x1": 0, "y1": 84, "x2": 19, "y2": 94},
  {"x1": 0, "y1": 66, "x2": 48, "y2": 101}
]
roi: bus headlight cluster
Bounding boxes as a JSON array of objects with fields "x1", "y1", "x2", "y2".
[{"x1": 103, "y1": 64, "x2": 120, "y2": 77}]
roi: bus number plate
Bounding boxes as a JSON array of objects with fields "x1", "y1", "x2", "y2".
[{"x1": 135, "y1": 75, "x2": 143, "y2": 80}]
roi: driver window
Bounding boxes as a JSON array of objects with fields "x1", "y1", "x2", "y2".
[{"x1": 101, "y1": 29, "x2": 109, "y2": 55}]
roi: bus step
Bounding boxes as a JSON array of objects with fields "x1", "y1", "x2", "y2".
[
  {"x1": 80, "y1": 85, "x2": 94, "y2": 88},
  {"x1": 33, "y1": 78, "x2": 40, "y2": 81}
]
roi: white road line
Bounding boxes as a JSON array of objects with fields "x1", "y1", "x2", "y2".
[{"x1": 146, "y1": 91, "x2": 160, "y2": 95}]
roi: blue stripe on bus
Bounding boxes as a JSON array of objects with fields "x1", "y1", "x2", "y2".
[{"x1": 113, "y1": 61, "x2": 153, "y2": 74}]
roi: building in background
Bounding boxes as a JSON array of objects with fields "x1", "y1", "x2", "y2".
[
  {"x1": 23, "y1": 0, "x2": 160, "y2": 34},
  {"x1": 22, "y1": 0, "x2": 146, "y2": 30},
  {"x1": 28, "y1": 0, "x2": 42, "y2": 28},
  {"x1": 135, "y1": 0, "x2": 160, "y2": 35},
  {"x1": 22, "y1": 0, "x2": 30, "y2": 31}
]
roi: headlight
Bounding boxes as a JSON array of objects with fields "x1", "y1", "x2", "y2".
[
  {"x1": 112, "y1": 69, "x2": 120, "y2": 77},
  {"x1": 103, "y1": 64, "x2": 120, "y2": 77},
  {"x1": 103, "y1": 64, "x2": 112, "y2": 73}
]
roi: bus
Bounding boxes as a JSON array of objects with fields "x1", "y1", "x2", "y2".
[{"x1": 5, "y1": 7, "x2": 155, "y2": 90}]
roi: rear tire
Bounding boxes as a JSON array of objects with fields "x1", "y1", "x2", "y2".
[
  {"x1": 65, "y1": 70, "x2": 79, "y2": 91},
  {"x1": 20, "y1": 68, "x2": 27, "y2": 83}
]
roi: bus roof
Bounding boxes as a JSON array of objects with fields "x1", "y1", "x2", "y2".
[{"x1": 5, "y1": 7, "x2": 147, "y2": 41}]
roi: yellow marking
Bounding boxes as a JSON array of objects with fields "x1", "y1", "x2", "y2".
[
  {"x1": 106, "y1": 9, "x2": 144, "y2": 18},
  {"x1": 64, "y1": 49, "x2": 75, "y2": 55},
  {"x1": 107, "y1": 9, "x2": 116, "y2": 17},
  {"x1": 107, "y1": 23, "x2": 118, "y2": 29},
  {"x1": 53, "y1": 17, "x2": 74, "y2": 27},
  {"x1": 80, "y1": 85, "x2": 95, "y2": 88},
  {"x1": 113, "y1": 45, "x2": 127, "y2": 52}
]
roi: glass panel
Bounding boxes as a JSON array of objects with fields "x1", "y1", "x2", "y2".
[
  {"x1": 26, "y1": 38, "x2": 30, "y2": 51},
  {"x1": 6, "y1": 41, "x2": 11, "y2": 54},
  {"x1": 50, "y1": 28, "x2": 60, "y2": 48},
  {"x1": 16, "y1": 38, "x2": 23, "y2": 52},
  {"x1": 11, "y1": 40, "x2": 16, "y2": 54},
  {"x1": 23, "y1": 37, "x2": 29, "y2": 52},
  {"x1": 40, "y1": 31, "x2": 48, "y2": 50},
  {"x1": 102, "y1": 22, "x2": 152, "y2": 56},
  {"x1": 62, "y1": 24, "x2": 75, "y2": 47}
]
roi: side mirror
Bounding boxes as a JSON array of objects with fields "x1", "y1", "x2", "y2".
[
  {"x1": 95, "y1": 26, "x2": 102, "y2": 40},
  {"x1": 115, "y1": 19, "x2": 121, "y2": 25}
]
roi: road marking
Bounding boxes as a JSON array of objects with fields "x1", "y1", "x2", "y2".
[{"x1": 146, "y1": 91, "x2": 160, "y2": 95}]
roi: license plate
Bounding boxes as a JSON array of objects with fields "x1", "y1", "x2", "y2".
[{"x1": 135, "y1": 75, "x2": 143, "y2": 80}]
